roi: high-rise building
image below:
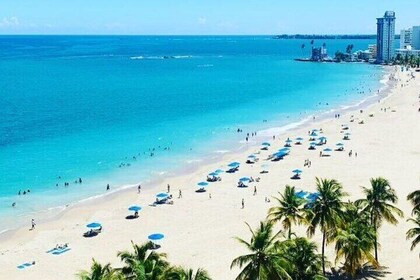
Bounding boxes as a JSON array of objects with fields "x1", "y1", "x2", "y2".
[
  {"x1": 376, "y1": 11, "x2": 396, "y2": 63},
  {"x1": 412, "y1": 26, "x2": 420, "y2": 50},
  {"x1": 400, "y1": 28, "x2": 412, "y2": 49}
]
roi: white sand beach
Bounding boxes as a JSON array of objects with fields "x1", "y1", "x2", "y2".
[{"x1": 0, "y1": 67, "x2": 419, "y2": 279}]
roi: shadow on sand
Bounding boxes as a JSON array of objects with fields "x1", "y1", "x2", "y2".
[{"x1": 328, "y1": 265, "x2": 391, "y2": 280}]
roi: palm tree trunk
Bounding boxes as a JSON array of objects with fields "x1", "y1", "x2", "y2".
[
  {"x1": 322, "y1": 231, "x2": 326, "y2": 275},
  {"x1": 374, "y1": 222, "x2": 378, "y2": 262},
  {"x1": 288, "y1": 227, "x2": 291, "y2": 239}
]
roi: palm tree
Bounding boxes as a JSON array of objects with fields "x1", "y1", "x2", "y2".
[
  {"x1": 268, "y1": 185, "x2": 304, "y2": 238},
  {"x1": 306, "y1": 177, "x2": 347, "y2": 276},
  {"x1": 279, "y1": 237, "x2": 326, "y2": 280},
  {"x1": 118, "y1": 241, "x2": 169, "y2": 280},
  {"x1": 78, "y1": 259, "x2": 122, "y2": 280},
  {"x1": 355, "y1": 177, "x2": 404, "y2": 262},
  {"x1": 162, "y1": 266, "x2": 212, "y2": 280},
  {"x1": 406, "y1": 213, "x2": 420, "y2": 252},
  {"x1": 335, "y1": 213, "x2": 378, "y2": 278},
  {"x1": 407, "y1": 190, "x2": 420, "y2": 214},
  {"x1": 230, "y1": 221, "x2": 291, "y2": 280}
]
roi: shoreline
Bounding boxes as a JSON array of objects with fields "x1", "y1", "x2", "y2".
[{"x1": 0, "y1": 66, "x2": 390, "y2": 237}]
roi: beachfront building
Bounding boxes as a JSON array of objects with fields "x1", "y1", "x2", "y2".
[
  {"x1": 395, "y1": 46, "x2": 420, "y2": 58},
  {"x1": 376, "y1": 11, "x2": 396, "y2": 63},
  {"x1": 368, "y1": 44, "x2": 377, "y2": 59},
  {"x1": 311, "y1": 45, "x2": 330, "y2": 61},
  {"x1": 400, "y1": 28, "x2": 412, "y2": 49},
  {"x1": 412, "y1": 26, "x2": 420, "y2": 50}
]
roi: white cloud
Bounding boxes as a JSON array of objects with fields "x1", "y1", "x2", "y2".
[
  {"x1": 0, "y1": 17, "x2": 19, "y2": 27},
  {"x1": 198, "y1": 17, "x2": 207, "y2": 25}
]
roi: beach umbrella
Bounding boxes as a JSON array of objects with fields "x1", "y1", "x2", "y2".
[
  {"x1": 323, "y1": 148, "x2": 333, "y2": 152},
  {"x1": 156, "y1": 193, "x2": 169, "y2": 199},
  {"x1": 261, "y1": 142, "x2": 271, "y2": 146},
  {"x1": 228, "y1": 162, "x2": 240, "y2": 167},
  {"x1": 148, "y1": 233, "x2": 165, "y2": 241},
  {"x1": 273, "y1": 151, "x2": 287, "y2": 158},
  {"x1": 86, "y1": 222, "x2": 102, "y2": 229},
  {"x1": 307, "y1": 192, "x2": 320, "y2": 201},
  {"x1": 239, "y1": 177, "x2": 251, "y2": 182},
  {"x1": 310, "y1": 142, "x2": 317, "y2": 146},
  {"x1": 128, "y1": 205, "x2": 142, "y2": 212},
  {"x1": 208, "y1": 172, "x2": 218, "y2": 176},
  {"x1": 197, "y1": 182, "x2": 209, "y2": 187},
  {"x1": 279, "y1": 147, "x2": 290, "y2": 152},
  {"x1": 261, "y1": 164, "x2": 269, "y2": 170},
  {"x1": 344, "y1": 132, "x2": 351, "y2": 136},
  {"x1": 285, "y1": 139, "x2": 293, "y2": 143},
  {"x1": 336, "y1": 143, "x2": 344, "y2": 147},
  {"x1": 248, "y1": 154, "x2": 257, "y2": 158},
  {"x1": 292, "y1": 169, "x2": 303, "y2": 174},
  {"x1": 318, "y1": 136, "x2": 327, "y2": 141},
  {"x1": 296, "y1": 190, "x2": 308, "y2": 199},
  {"x1": 296, "y1": 137, "x2": 304, "y2": 141},
  {"x1": 310, "y1": 132, "x2": 318, "y2": 137},
  {"x1": 214, "y1": 169, "x2": 224, "y2": 174}
]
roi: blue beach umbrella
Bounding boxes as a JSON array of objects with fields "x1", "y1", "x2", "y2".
[
  {"x1": 278, "y1": 148, "x2": 290, "y2": 155},
  {"x1": 296, "y1": 137, "x2": 304, "y2": 141},
  {"x1": 292, "y1": 169, "x2": 303, "y2": 174},
  {"x1": 208, "y1": 172, "x2": 218, "y2": 177},
  {"x1": 197, "y1": 182, "x2": 209, "y2": 187},
  {"x1": 239, "y1": 177, "x2": 251, "y2": 182},
  {"x1": 214, "y1": 169, "x2": 224, "y2": 174},
  {"x1": 336, "y1": 143, "x2": 344, "y2": 147},
  {"x1": 285, "y1": 139, "x2": 293, "y2": 143},
  {"x1": 274, "y1": 151, "x2": 287, "y2": 157},
  {"x1": 344, "y1": 132, "x2": 351, "y2": 136},
  {"x1": 261, "y1": 142, "x2": 271, "y2": 146},
  {"x1": 248, "y1": 154, "x2": 257, "y2": 158},
  {"x1": 86, "y1": 222, "x2": 101, "y2": 229},
  {"x1": 128, "y1": 206, "x2": 142, "y2": 212},
  {"x1": 228, "y1": 162, "x2": 240, "y2": 168},
  {"x1": 310, "y1": 132, "x2": 318, "y2": 137},
  {"x1": 310, "y1": 142, "x2": 317, "y2": 146},
  {"x1": 156, "y1": 193, "x2": 169, "y2": 199},
  {"x1": 296, "y1": 191, "x2": 308, "y2": 199},
  {"x1": 318, "y1": 136, "x2": 327, "y2": 141},
  {"x1": 148, "y1": 233, "x2": 165, "y2": 241},
  {"x1": 323, "y1": 148, "x2": 333, "y2": 152}
]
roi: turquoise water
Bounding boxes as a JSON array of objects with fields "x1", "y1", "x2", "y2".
[{"x1": 0, "y1": 36, "x2": 383, "y2": 231}]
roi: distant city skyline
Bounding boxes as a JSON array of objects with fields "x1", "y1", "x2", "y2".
[{"x1": 0, "y1": 0, "x2": 419, "y2": 35}]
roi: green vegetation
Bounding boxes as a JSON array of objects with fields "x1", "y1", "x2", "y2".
[
  {"x1": 355, "y1": 177, "x2": 403, "y2": 262},
  {"x1": 268, "y1": 185, "x2": 305, "y2": 239},
  {"x1": 232, "y1": 177, "x2": 411, "y2": 279},
  {"x1": 392, "y1": 53, "x2": 420, "y2": 68},
  {"x1": 407, "y1": 190, "x2": 420, "y2": 254},
  {"x1": 77, "y1": 242, "x2": 210, "y2": 280}
]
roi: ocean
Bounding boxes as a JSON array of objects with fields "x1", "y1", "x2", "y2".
[{"x1": 0, "y1": 36, "x2": 384, "y2": 231}]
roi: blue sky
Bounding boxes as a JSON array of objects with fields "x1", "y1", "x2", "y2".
[{"x1": 1, "y1": 0, "x2": 419, "y2": 35}]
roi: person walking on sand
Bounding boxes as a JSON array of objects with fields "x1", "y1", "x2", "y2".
[
  {"x1": 241, "y1": 198, "x2": 244, "y2": 209},
  {"x1": 178, "y1": 189, "x2": 182, "y2": 198},
  {"x1": 137, "y1": 184, "x2": 141, "y2": 194},
  {"x1": 167, "y1": 184, "x2": 170, "y2": 193},
  {"x1": 31, "y1": 219, "x2": 36, "y2": 230},
  {"x1": 253, "y1": 186, "x2": 257, "y2": 196}
]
